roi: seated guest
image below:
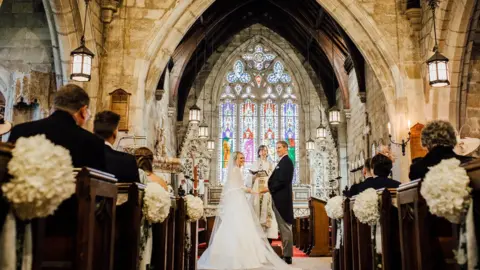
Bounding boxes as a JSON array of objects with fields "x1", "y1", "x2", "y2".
[
  {"x1": 357, "y1": 154, "x2": 400, "y2": 194},
  {"x1": 93, "y1": 111, "x2": 139, "y2": 183},
  {"x1": 409, "y1": 120, "x2": 473, "y2": 180},
  {"x1": 134, "y1": 147, "x2": 168, "y2": 190},
  {"x1": 348, "y1": 158, "x2": 373, "y2": 197},
  {"x1": 8, "y1": 84, "x2": 105, "y2": 170}
]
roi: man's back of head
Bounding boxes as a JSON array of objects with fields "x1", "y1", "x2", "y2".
[
  {"x1": 54, "y1": 84, "x2": 91, "y2": 126},
  {"x1": 94, "y1": 111, "x2": 120, "y2": 144},
  {"x1": 372, "y1": 154, "x2": 393, "y2": 178}
]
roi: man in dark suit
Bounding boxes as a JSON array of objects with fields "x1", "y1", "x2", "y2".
[
  {"x1": 348, "y1": 158, "x2": 373, "y2": 197},
  {"x1": 267, "y1": 141, "x2": 294, "y2": 264},
  {"x1": 357, "y1": 154, "x2": 400, "y2": 194},
  {"x1": 93, "y1": 111, "x2": 139, "y2": 183},
  {"x1": 8, "y1": 84, "x2": 106, "y2": 170}
]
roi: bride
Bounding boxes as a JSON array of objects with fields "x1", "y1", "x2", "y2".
[{"x1": 198, "y1": 151, "x2": 298, "y2": 270}]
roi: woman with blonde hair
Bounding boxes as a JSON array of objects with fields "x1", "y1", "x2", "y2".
[{"x1": 134, "y1": 147, "x2": 168, "y2": 190}]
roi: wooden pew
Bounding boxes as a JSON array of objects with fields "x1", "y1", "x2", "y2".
[
  {"x1": 151, "y1": 207, "x2": 172, "y2": 270},
  {"x1": 114, "y1": 182, "x2": 145, "y2": 270},
  {"x1": 308, "y1": 197, "x2": 330, "y2": 256},
  {"x1": 32, "y1": 167, "x2": 118, "y2": 270},
  {"x1": 397, "y1": 180, "x2": 458, "y2": 270},
  {"x1": 377, "y1": 188, "x2": 401, "y2": 270},
  {"x1": 331, "y1": 217, "x2": 341, "y2": 270},
  {"x1": 342, "y1": 197, "x2": 352, "y2": 270},
  {"x1": 349, "y1": 198, "x2": 360, "y2": 270}
]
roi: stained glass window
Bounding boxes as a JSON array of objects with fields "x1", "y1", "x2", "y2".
[
  {"x1": 218, "y1": 43, "x2": 299, "y2": 184},
  {"x1": 260, "y1": 99, "x2": 278, "y2": 162},
  {"x1": 240, "y1": 99, "x2": 257, "y2": 179},
  {"x1": 218, "y1": 100, "x2": 236, "y2": 184},
  {"x1": 281, "y1": 99, "x2": 299, "y2": 184}
]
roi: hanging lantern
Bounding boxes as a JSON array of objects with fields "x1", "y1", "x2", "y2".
[
  {"x1": 198, "y1": 121, "x2": 209, "y2": 139},
  {"x1": 207, "y1": 138, "x2": 215, "y2": 152},
  {"x1": 70, "y1": 38, "x2": 94, "y2": 82},
  {"x1": 328, "y1": 107, "x2": 341, "y2": 125},
  {"x1": 188, "y1": 104, "x2": 201, "y2": 123},
  {"x1": 316, "y1": 124, "x2": 327, "y2": 140},
  {"x1": 306, "y1": 138, "x2": 315, "y2": 151},
  {"x1": 427, "y1": 51, "x2": 450, "y2": 87}
]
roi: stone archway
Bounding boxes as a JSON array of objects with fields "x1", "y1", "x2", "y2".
[{"x1": 140, "y1": 0, "x2": 405, "y2": 128}]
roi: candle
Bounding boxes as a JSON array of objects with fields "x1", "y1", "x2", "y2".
[
  {"x1": 408, "y1": 120, "x2": 411, "y2": 130},
  {"x1": 387, "y1": 122, "x2": 391, "y2": 135}
]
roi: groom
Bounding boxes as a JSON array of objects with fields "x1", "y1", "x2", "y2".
[{"x1": 268, "y1": 141, "x2": 294, "y2": 264}]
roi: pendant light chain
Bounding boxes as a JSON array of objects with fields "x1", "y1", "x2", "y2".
[
  {"x1": 81, "y1": 0, "x2": 89, "y2": 45},
  {"x1": 429, "y1": 0, "x2": 439, "y2": 51}
]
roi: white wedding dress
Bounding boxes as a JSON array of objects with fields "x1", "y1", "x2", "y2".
[{"x1": 198, "y1": 159, "x2": 299, "y2": 270}]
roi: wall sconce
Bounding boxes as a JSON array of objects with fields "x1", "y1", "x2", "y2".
[{"x1": 388, "y1": 120, "x2": 411, "y2": 156}]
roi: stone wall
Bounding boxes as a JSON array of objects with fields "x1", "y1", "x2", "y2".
[
  {"x1": 346, "y1": 65, "x2": 392, "y2": 185},
  {"x1": 0, "y1": 0, "x2": 56, "y2": 124}
]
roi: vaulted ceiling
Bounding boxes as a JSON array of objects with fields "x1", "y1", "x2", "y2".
[{"x1": 162, "y1": 0, "x2": 366, "y2": 121}]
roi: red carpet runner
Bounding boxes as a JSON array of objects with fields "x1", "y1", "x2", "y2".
[{"x1": 271, "y1": 240, "x2": 308, "y2": 258}]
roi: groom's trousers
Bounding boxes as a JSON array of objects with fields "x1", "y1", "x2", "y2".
[{"x1": 272, "y1": 204, "x2": 293, "y2": 258}]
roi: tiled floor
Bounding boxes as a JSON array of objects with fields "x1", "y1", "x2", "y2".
[{"x1": 290, "y1": 257, "x2": 332, "y2": 270}]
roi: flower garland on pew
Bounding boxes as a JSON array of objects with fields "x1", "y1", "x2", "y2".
[
  {"x1": 143, "y1": 182, "x2": 172, "y2": 223},
  {"x1": 185, "y1": 194, "x2": 204, "y2": 222},
  {"x1": 1, "y1": 135, "x2": 76, "y2": 270},
  {"x1": 326, "y1": 196, "x2": 344, "y2": 250},
  {"x1": 352, "y1": 188, "x2": 383, "y2": 268},
  {"x1": 421, "y1": 158, "x2": 477, "y2": 268},
  {"x1": 2, "y1": 135, "x2": 76, "y2": 219}
]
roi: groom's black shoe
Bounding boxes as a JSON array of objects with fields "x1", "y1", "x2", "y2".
[{"x1": 284, "y1": 257, "x2": 292, "y2": 264}]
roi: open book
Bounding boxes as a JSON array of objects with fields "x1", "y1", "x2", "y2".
[{"x1": 249, "y1": 169, "x2": 269, "y2": 177}]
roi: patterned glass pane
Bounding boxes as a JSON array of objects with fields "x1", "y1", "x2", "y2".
[
  {"x1": 281, "y1": 99, "x2": 299, "y2": 184},
  {"x1": 260, "y1": 99, "x2": 278, "y2": 162},
  {"x1": 218, "y1": 100, "x2": 236, "y2": 184},
  {"x1": 240, "y1": 99, "x2": 257, "y2": 179}
]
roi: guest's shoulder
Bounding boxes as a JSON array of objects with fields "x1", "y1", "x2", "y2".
[{"x1": 74, "y1": 126, "x2": 104, "y2": 144}]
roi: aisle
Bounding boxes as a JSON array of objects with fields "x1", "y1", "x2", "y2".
[
  {"x1": 292, "y1": 257, "x2": 332, "y2": 270},
  {"x1": 270, "y1": 240, "x2": 331, "y2": 269}
]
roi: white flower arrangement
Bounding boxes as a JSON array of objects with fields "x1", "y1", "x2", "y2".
[
  {"x1": 185, "y1": 194, "x2": 204, "y2": 222},
  {"x1": 2, "y1": 135, "x2": 76, "y2": 220},
  {"x1": 421, "y1": 158, "x2": 471, "y2": 224},
  {"x1": 353, "y1": 188, "x2": 380, "y2": 226},
  {"x1": 143, "y1": 182, "x2": 171, "y2": 223},
  {"x1": 326, "y1": 196, "x2": 344, "y2": 220}
]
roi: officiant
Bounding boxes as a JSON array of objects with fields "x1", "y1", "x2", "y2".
[{"x1": 248, "y1": 145, "x2": 278, "y2": 242}]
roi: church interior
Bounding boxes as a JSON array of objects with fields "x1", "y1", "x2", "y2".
[{"x1": 1, "y1": 0, "x2": 480, "y2": 269}]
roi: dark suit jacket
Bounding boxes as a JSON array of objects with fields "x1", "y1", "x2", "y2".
[
  {"x1": 356, "y1": 176, "x2": 400, "y2": 194},
  {"x1": 8, "y1": 110, "x2": 106, "y2": 171},
  {"x1": 268, "y1": 155, "x2": 294, "y2": 224},
  {"x1": 105, "y1": 144, "x2": 140, "y2": 183},
  {"x1": 409, "y1": 146, "x2": 473, "y2": 181},
  {"x1": 348, "y1": 177, "x2": 374, "y2": 197}
]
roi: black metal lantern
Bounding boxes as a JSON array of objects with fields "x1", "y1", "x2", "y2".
[
  {"x1": 427, "y1": 0, "x2": 450, "y2": 87},
  {"x1": 198, "y1": 121, "x2": 209, "y2": 139},
  {"x1": 207, "y1": 138, "x2": 215, "y2": 151},
  {"x1": 328, "y1": 107, "x2": 341, "y2": 125},
  {"x1": 427, "y1": 51, "x2": 450, "y2": 87},
  {"x1": 70, "y1": 0, "x2": 94, "y2": 82},
  {"x1": 70, "y1": 38, "x2": 94, "y2": 82},
  {"x1": 189, "y1": 104, "x2": 201, "y2": 123},
  {"x1": 316, "y1": 109, "x2": 327, "y2": 140}
]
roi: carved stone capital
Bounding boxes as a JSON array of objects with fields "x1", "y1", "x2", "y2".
[
  {"x1": 168, "y1": 106, "x2": 175, "y2": 118},
  {"x1": 155, "y1": 89, "x2": 165, "y2": 101},
  {"x1": 358, "y1": 92, "x2": 366, "y2": 103},
  {"x1": 101, "y1": 0, "x2": 120, "y2": 24},
  {"x1": 405, "y1": 8, "x2": 422, "y2": 31}
]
